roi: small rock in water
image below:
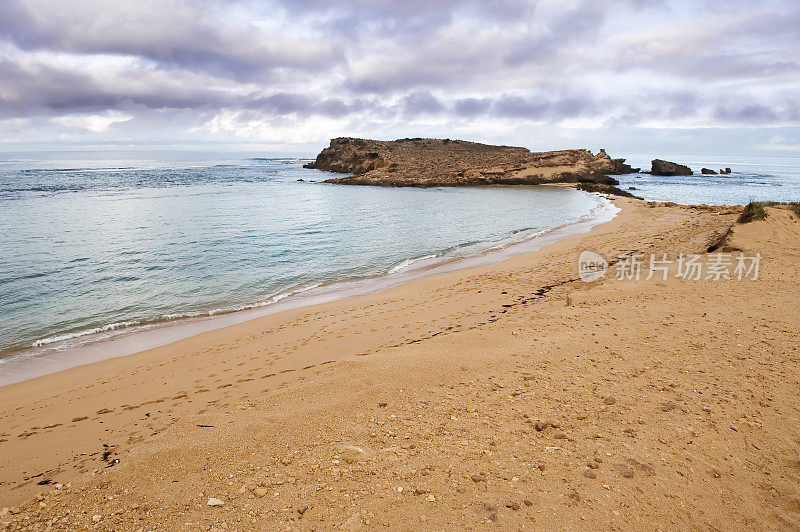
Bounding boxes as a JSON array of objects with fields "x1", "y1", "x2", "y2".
[{"x1": 207, "y1": 497, "x2": 225, "y2": 506}]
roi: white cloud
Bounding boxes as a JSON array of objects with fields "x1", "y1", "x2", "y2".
[
  {"x1": 0, "y1": 0, "x2": 798, "y2": 153},
  {"x1": 52, "y1": 110, "x2": 133, "y2": 132}
]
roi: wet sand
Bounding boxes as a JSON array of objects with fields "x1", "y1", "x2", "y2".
[{"x1": 2, "y1": 198, "x2": 799, "y2": 530}]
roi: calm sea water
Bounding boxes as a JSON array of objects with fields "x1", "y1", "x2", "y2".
[
  {"x1": 0, "y1": 151, "x2": 604, "y2": 370},
  {"x1": 617, "y1": 154, "x2": 800, "y2": 205},
  {"x1": 3, "y1": 150, "x2": 796, "y2": 382}
]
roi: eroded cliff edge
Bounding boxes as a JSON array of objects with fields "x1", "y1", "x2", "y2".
[{"x1": 305, "y1": 137, "x2": 639, "y2": 196}]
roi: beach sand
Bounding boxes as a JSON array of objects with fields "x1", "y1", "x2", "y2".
[{"x1": 2, "y1": 198, "x2": 799, "y2": 530}]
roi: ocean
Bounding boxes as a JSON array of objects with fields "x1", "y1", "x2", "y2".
[
  {"x1": 617, "y1": 153, "x2": 800, "y2": 205},
  {"x1": 0, "y1": 150, "x2": 611, "y2": 384},
  {"x1": 1, "y1": 150, "x2": 797, "y2": 385}
]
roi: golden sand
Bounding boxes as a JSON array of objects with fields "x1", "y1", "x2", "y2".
[{"x1": 1, "y1": 199, "x2": 799, "y2": 530}]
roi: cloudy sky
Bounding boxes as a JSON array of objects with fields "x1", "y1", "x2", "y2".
[{"x1": 1, "y1": 0, "x2": 798, "y2": 155}]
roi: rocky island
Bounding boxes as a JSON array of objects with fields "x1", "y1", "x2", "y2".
[{"x1": 305, "y1": 137, "x2": 640, "y2": 196}]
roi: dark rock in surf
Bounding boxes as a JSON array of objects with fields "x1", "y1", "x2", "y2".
[{"x1": 651, "y1": 159, "x2": 693, "y2": 176}]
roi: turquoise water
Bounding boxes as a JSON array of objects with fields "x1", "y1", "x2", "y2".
[
  {"x1": 616, "y1": 154, "x2": 800, "y2": 205},
  {"x1": 0, "y1": 151, "x2": 603, "y2": 367}
]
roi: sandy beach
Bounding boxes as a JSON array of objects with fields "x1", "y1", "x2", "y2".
[{"x1": 2, "y1": 197, "x2": 799, "y2": 530}]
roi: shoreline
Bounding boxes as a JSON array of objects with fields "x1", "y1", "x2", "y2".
[
  {"x1": 3, "y1": 197, "x2": 799, "y2": 530},
  {"x1": 0, "y1": 188, "x2": 617, "y2": 388}
]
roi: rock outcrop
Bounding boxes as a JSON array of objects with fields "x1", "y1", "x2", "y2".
[
  {"x1": 651, "y1": 159, "x2": 693, "y2": 176},
  {"x1": 305, "y1": 138, "x2": 638, "y2": 191},
  {"x1": 701, "y1": 168, "x2": 718, "y2": 175},
  {"x1": 720, "y1": 168, "x2": 732, "y2": 174}
]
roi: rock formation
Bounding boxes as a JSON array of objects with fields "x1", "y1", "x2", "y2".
[
  {"x1": 720, "y1": 168, "x2": 732, "y2": 174},
  {"x1": 305, "y1": 138, "x2": 638, "y2": 196},
  {"x1": 701, "y1": 168, "x2": 718, "y2": 175},
  {"x1": 650, "y1": 159, "x2": 693, "y2": 176}
]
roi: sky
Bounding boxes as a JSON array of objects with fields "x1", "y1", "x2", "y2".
[{"x1": 0, "y1": 0, "x2": 799, "y2": 156}]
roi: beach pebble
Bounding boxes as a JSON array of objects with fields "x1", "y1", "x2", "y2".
[
  {"x1": 505, "y1": 501, "x2": 520, "y2": 511},
  {"x1": 603, "y1": 396, "x2": 616, "y2": 405},
  {"x1": 92, "y1": 515, "x2": 102, "y2": 522},
  {"x1": 426, "y1": 494, "x2": 436, "y2": 502},
  {"x1": 207, "y1": 498, "x2": 225, "y2": 506},
  {"x1": 583, "y1": 470, "x2": 597, "y2": 479},
  {"x1": 254, "y1": 488, "x2": 268, "y2": 497}
]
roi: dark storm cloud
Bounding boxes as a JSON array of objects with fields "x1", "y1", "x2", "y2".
[
  {"x1": 402, "y1": 91, "x2": 445, "y2": 115},
  {"x1": 0, "y1": 0, "x2": 342, "y2": 80},
  {"x1": 454, "y1": 98, "x2": 491, "y2": 117},
  {"x1": 274, "y1": 0, "x2": 535, "y2": 38},
  {"x1": 244, "y1": 93, "x2": 379, "y2": 118},
  {"x1": 713, "y1": 102, "x2": 780, "y2": 124},
  {"x1": 0, "y1": 57, "x2": 232, "y2": 116},
  {"x1": 0, "y1": 50, "x2": 387, "y2": 120}
]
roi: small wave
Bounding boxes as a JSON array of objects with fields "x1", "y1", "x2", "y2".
[
  {"x1": 21, "y1": 167, "x2": 135, "y2": 173},
  {"x1": 389, "y1": 254, "x2": 438, "y2": 274},
  {"x1": 159, "y1": 283, "x2": 325, "y2": 320},
  {"x1": 31, "y1": 320, "x2": 141, "y2": 347},
  {"x1": 24, "y1": 283, "x2": 328, "y2": 352}
]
